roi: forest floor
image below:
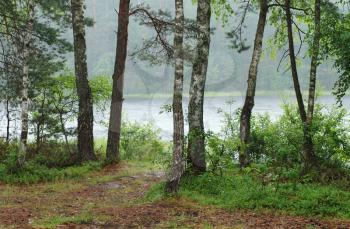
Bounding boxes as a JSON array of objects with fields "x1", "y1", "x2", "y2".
[{"x1": 1, "y1": 162, "x2": 350, "y2": 229}]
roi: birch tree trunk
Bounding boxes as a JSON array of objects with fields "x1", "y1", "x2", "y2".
[
  {"x1": 19, "y1": 1, "x2": 34, "y2": 158},
  {"x1": 304, "y1": 0, "x2": 321, "y2": 170},
  {"x1": 239, "y1": 0, "x2": 268, "y2": 168},
  {"x1": 106, "y1": 0, "x2": 130, "y2": 163},
  {"x1": 188, "y1": 0, "x2": 211, "y2": 174},
  {"x1": 6, "y1": 97, "x2": 10, "y2": 143},
  {"x1": 165, "y1": 0, "x2": 185, "y2": 193},
  {"x1": 71, "y1": 0, "x2": 96, "y2": 161}
]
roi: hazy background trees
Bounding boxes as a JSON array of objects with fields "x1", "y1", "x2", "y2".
[{"x1": 72, "y1": 0, "x2": 338, "y2": 96}]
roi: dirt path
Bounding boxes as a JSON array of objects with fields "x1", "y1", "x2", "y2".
[{"x1": 0, "y1": 162, "x2": 349, "y2": 229}]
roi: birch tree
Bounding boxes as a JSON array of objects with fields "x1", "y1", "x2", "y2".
[
  {"x1": 18, "y1": 1, "x2": 35, "y2": 159},
  {"x1": 188, "y1": 0, "x2": 211, "y2": 173},
  {"x1": 165, "y1": 0, "x2": 185, "y2": 193}
]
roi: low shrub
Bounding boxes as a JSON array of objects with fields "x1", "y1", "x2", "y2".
[
  {"x1": 120, "y1": 120, "x2": 171, "y2": 167},
  {"x1": 206, "y1": 103, "x2": 350, "y2": 183}
]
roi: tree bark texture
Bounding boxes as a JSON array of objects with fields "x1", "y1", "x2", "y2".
[
  {"x1": 106, "y1": 0, "x2": 130, "y2": 163},
  {"x1": 239, "y1": 0, "x2": 268, "y2": 168},
  {"x1": 19, "y1": 1, "x2": 34, "y2": 156},
  {"x1": 71, "y1": 0, "x2": 96, "y2": 162},
  {"x1": 304, "y1": 0, "x2": 321, "y2": 169},
  {"x1": 188, "y1": 0, "x2": 211, "y2": 173},
  {"x1": 165, "y1": 0, "x2": 185, "y2": 193}
]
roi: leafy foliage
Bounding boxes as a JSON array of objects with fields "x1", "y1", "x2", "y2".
[
  {"x1": 205, "y1": 103, "x2": 350, "y2": 183},
  {"x1": 119, "y1": 120, "x2": 171, "y2": 167}
]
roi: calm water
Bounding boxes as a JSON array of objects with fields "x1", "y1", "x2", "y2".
[
  {"x1": 94, "y1": 95, "x2": 350, "y2": 140},
  {"x1": 2, "y1": 95, "x2": 350, "y2": 140}
]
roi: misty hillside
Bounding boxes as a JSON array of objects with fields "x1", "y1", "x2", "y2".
[{"x1": 73, "y1": 0, "x2": 337, "y2": 95}]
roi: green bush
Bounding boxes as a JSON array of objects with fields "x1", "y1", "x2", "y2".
[
  {"x1": 120, "y1": 120, "x2": 171, "y2": 167},
  {"x1": 0, "y1": 140, "x2": 100, "y2": 184},
  {"x1": 207, "y1": 103, "x2": 350, "y2": 183}
]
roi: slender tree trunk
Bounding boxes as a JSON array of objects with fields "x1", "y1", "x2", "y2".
[
  {"x1": 106, "y1": 0, "x2": 130, "y2": 163},
  {"x1": 304, "y1": 0, "x2": 321, "y2": 169},
  {"x1": 59, "y1": 113, "x2": 69, "y2": 147},
  {"x1": 239, "y1": 0, "x2": 268, "y2": 168},
  {"x1": 71, "y1": 0, "x2": 95, "y2": 162},
  {"x1": 6, "y1": 97, "x2": 10, "y2": 143},
  {"x1": 285, "y1": 0, "x2": 307, "y2": 123},
  {"x1": 187, "y1": 0, "x2": 211, "y2": 174},
  {"x1": 165, "y1": 0, "x2": 185, "y2": 193},
  {"x1": 285, "y1": 0, "x2": 315, "y2": 171},
  {"x1": 36, "y1": 90, "x2": 46, "y2": 145},
  {"x1": 19, "y1": 1, "x2": 34, "y2": 159}
]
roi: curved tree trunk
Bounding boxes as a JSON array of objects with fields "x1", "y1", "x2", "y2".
[
  {"x1": 188, "y1": 0, "x2": 211, "y2": 174},
  {"x1": 106, "y1": 0, "x2": 130, "y2": 164},
  {"x1": 285, "y1": 0, "x2": 307, "y2": 123},
  {"x1": 71, "y1": 0, "x2": 96, "y2": 162},
  {"x1": 285, "y1": 0, "x2": 316, "y2": 172},
  {"x1": 239, "y1": 0, "x2": 268, "y2": 168},
  {"x1": 165, "y1": 0, "x2": 185, "y2": 193}
]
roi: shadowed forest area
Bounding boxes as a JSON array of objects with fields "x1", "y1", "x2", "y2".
[{"x1": 1, "y1": 0, "x2": 350, "y2": 228}]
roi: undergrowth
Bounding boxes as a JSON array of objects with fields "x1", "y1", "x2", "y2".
[{"x1": 145, "y1": 171, "x2": 350, "y2": 219}]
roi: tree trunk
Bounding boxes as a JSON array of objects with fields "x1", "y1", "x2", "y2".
[
  {"x1": 19, "y1": 1, "x2": 34, "y2": 160},
  {"x1": 285, "y1": 0, "x2": 315, "y2": 171},
  {"x1": 304, "y1": 0, "x2": 321, "y2": 170},
  {"x1": 239, "y1": 0, "x2": 268, "y2": 168},
  {"x1": 36, "y1": 90, "x2": 46, "y2": 146},
  {"x1": 187, "y1": 0, "x2": 211, "y2": 174},
  {"x1": 285, "y1": 0, "x2": 307, "y2": 123},
  {"x1": 165, "y1": 0, "x2": 185, "y2": 193},
  {"x1": 71, "y1": 0, "x2": 95, "y2": 162},
  {"x1": 106, "y1": 0, "x2": 130, "y2": 164},
  {"x1": 59, "y1": 113, "x2": 70, "y2": 148},
  {"x1": 6, "y1": 97, "x2": 10, "y2": 143}
]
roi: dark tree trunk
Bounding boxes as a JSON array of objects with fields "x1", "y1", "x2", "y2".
[
  {"x1": 187, "y1": 0, "x2": 211, "y2": 174},
  {"x1": 285, "y1": 0, "x2": 316, "y2": 171},
  {"x1": 239, "y1": 0, "x2": 268, "y2": 168},
  {"x1": 106, "y1": 0, "x2": 130, "y2": 164},
  {"x1": 71, "y1": 0, "x2": 95, "y2": 162},
  {"x1": 285, "y1": 0, "x2": 307, "y2": 123},
  {"x1": 165, "y1": 0, "x2": 185, "y2": 193}
]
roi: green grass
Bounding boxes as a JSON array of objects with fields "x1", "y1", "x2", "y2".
[
  {"x1": 0, "y1": 162, "x2": 102, "y2": 184},
  {"x1": 33, "y1": 212, "x2": 99, "y2": 228},
  {"x1": 146, "y1": 172, "x2": 350, "y2": 219}
]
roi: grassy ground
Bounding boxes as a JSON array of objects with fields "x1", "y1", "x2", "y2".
[{"x1": 1, "y1": 162, "x2": 350, "y2": 229}]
